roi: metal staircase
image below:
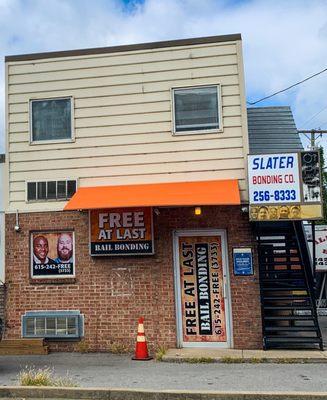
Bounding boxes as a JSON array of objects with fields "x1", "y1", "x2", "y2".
[{"x1": 256, "y1": 221, "x2": 323, "y2": 350}]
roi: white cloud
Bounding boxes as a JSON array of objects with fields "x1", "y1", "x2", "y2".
[{"x1": 1, "y1": 0, "x2": 327, "y2": 152}]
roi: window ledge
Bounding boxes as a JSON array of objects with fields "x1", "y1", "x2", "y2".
[
  {"x1": 172, "y1": 128, "x2": 223, "y2": 136},
  {"x1": 30, "y1": 138, "x2": 75, "y2": 145},
  {"x1": 26, "y1": 199, "x2": 72, "y2": 204}
]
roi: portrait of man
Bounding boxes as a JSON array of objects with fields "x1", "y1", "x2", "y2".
[
  {"x1": 54, "y1": 233, "x2": 74, "y2": 263},
  {"x1": 269, "y1": 207, "x2": 278, "y2": 220},
  {"x1": 250, "y1": 206, "x2": 259, "y2": 220},
  {"x1": 257, "y1": 206, "x2": 269, "y2": 220},
  {"x1": 290, "y1": 206, "x2": 301, "y2": 219},
  {"x1": 33, "y1": 235, "x2": 57, "y2": 265},
  {"x1": 278, "y1": 206, "x2": 289, "y2": 219}
]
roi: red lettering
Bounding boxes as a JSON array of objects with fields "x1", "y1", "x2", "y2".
[
  {"x1": 284, "y1": 174, "x2": 294, "y2": 183},
  {"x1": 252, "y1": 175, "x2": 283, "y2": 184}
]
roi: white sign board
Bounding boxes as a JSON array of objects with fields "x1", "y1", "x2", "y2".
[
  {"x1": 248, "y1": 153, "x2": 301, "y2": 204},
  {"x1": 304, "y1": 224, "x2": 327, "y2": 272},
  {"x1": 248, "y1": 151, "x2": 323, "y2": 221}
]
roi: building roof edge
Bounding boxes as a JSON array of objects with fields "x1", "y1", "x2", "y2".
[{"x1": 5, "y1": 33, "x2": 242, "y2": 62}]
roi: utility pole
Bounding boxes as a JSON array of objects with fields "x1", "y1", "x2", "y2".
[
  {"x1": 297, "y1": 129, "x2": 327, "y2": 149},
  {"x1": 297, "y1": 129, "x2": 327, "y2": 292}
]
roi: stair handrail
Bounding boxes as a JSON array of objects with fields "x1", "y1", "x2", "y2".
[
  {"x1": 293, "y1": 221, "x2": 315, "y2": 293},
  {"x1": 293, "y1": 220, "x2": 323, "y2": 348}
]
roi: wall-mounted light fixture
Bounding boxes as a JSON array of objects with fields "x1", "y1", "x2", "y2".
[
  {"x1": 194, "y1": 206, "x2": 202, "y2": 216},
  {"x1": 14, "y1": 209, "x2": 21, "y2": 232}
]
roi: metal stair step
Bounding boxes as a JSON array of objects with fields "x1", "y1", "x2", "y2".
[
  {"x1": 261, "y1": 276, "x2": 305, "y2": 281},
  {"x1": 258, "y1": 239, "x2": 297, "y2": 244},
  {"x1": 259, "y1": 261, "x2": 302, "y2": 266},
  {"x1": 260, "y1": 270, "x2": 304, "y2": 275},
  {"x1": 265, "y1": 337, "x2": 321, "y2": 343},
  {"x1": 264, "y1": 315, "x2": 314, "y2": 321},
  {"x1": 263, "y1": 305, "x2": 312, "y2": 310},
  {"x1": 261, "y1": 278, "x2": 305, "y2": 283},
  {"x1": 263, "y1": 295, "x2": 309, "y2": 301},
  {"x1": 262, "y1": 287, "x2": 307, "y2": 291},
  {"x1": 264, "y1": 326, "x2": 317, "y2": 332}
]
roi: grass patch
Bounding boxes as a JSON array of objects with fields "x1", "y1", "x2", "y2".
[
  {"x1": 155, "y1": 346, "x2": 167, "y2": 361},
  {"x1": 184, "y1": 357, "x2": 215, "y2": 364},
  {"x1": 249, "y1": 357, "x2": 268, "y2": 363},
  {"x1": 276, "y1": 358, "x2": 302, "y2": 364},
  {"x1": 19, "y1": 366, "x2": 78, "y2": 387},
  {"x1": 76, "y1": 340, "x2": 90, "y2": 353},
  {"x1": 108, "y1": 342, "x2": 130, "y2": 354},
  {"x1": 220, "y1": 356, "x2": 244, "y2": 363}
]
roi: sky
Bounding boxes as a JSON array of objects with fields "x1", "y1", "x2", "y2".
[{"x1": 1, "y1": 0, "x2": 327, "y2": 153}]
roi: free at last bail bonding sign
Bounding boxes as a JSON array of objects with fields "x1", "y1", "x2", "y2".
[
  {"x1": 90, "y1": 207, "x2": 154, "y2": 256},
  {"x1": 179, "y1": 236, "x2": 226, "y2": 343}
]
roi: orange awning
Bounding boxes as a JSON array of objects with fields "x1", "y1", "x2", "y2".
[{"x1": 64, "y1": 179, "x2": 240, "y2": 210}]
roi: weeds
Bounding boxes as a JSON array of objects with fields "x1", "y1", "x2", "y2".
[
  {"x1": 19, "y1": 366, "x2": 78, "y2": 387},
  {"x1": 184, "y1": 357, "x2": 215, "y2": 364},
  {"x1": 76, "y1": 340, "x2": 90, "y2": 353},
  {"x1": 276, "y1": 358, "x2": 300, "y2": 364},
  {"x1": 155, "y1": 346, "x2": 167, "y2": 361},
  {"x1": 108, "y1": 342, "x2": 130, "y2": 354},
  {"x1": 249, "y1": 357, "x2": 268, "y2": 363},
  {"x1": 220, "y1": 356, "x2": 243, "y2": 363}
]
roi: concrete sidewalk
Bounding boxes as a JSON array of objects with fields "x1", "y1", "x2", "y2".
[
  {"x1": 1, "y1": 353, "x2": 327, "y2": 393},
  {"x1": 162, "y1": 348, "x2": 327, "y2": 363}
]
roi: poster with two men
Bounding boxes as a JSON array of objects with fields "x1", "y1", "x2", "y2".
[{"x1": 31, "y1": 231, "x2": 75, "y2": 278}]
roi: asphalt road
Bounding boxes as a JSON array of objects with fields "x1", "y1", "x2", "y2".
[{"x1": 0, "y1": 353, "x2": 327, "y2": 392}]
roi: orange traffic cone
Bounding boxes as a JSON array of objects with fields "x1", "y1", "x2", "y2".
[{"x1": 132, "y1": 317, "x2": 153, "y2": 360}]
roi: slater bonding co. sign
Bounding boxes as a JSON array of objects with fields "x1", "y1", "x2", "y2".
[{"x1": 248, "y1": 151, "x2": 323, "y2": 221}]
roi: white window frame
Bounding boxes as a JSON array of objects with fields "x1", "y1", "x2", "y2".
[
  {"x1": 29, "y1": 96, "x2": 75, "y2": 144},
  {"x1": 171, "y1": 84, "x2": 223, "y2": 136},
  {"x1": 25, "y1": 178, "x2": 78, "y2": 203}
]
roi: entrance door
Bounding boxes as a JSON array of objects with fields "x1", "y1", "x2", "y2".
[{"x1": 173, "y1": 230, "x2": 232, "y2": 348}]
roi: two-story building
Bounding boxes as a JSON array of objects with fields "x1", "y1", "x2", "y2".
[{"x1": 3, "y1": 34, "x2": 321, "y2": 352}]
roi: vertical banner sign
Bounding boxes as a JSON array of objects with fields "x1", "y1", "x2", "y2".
[
  {"x1": 179, "y1": 236, "x2": 226, "y2": 343},
  {"x1": 90, "y1": 207, "x2": 153, "y2": 256},
  {"x1": 248, "y1": 151, "x2": 323, "y2": 221}
]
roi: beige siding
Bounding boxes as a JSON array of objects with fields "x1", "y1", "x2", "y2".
[{"x1": 6, "y1": 40, "x2": 249, "y2": 213}]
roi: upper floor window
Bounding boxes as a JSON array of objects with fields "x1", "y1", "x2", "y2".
[
  {"x1": 30, "y1": 97, "x2": 73, "y2": 142},
  {"x1": 172, "y1": 85, "x2": 221, "y2": 134},
  {"x1": 27, "y1": 179, "x2": 77, "y2": 202}
]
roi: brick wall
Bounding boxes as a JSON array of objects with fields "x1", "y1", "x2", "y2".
[
  {"x1": 4, "y1": 206, "x2": 262, "y2": 351},
  {"x1": 0, "y1": 284, "x2": 5, "y2": 336}
]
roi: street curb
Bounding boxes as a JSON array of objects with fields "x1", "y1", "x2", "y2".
[
  {"x1": 161, "y1": 356, "x2": 327, "y2": 364},
  {"x1": 0, "y1": 387, "x2": 327, "y2": 399}
]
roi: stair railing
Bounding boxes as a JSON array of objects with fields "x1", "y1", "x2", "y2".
[{"x1": 293, "y1": 220, "x2": 323, "y2": 349}]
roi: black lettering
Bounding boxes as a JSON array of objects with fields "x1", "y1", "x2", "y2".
[{"x1": 195, "y1": 244, "x2": 212, "y2": 335}]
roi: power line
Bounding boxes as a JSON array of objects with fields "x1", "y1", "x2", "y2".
[
  {"x1": 317, "y1": 121, "x2": 327, "y2": 129},
  {"x1": 247, "y1": 66, "x2": 327, "y2": 105},
  {"x1": 300, "y1": 104, "x2": 327, "y2": 129}
]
